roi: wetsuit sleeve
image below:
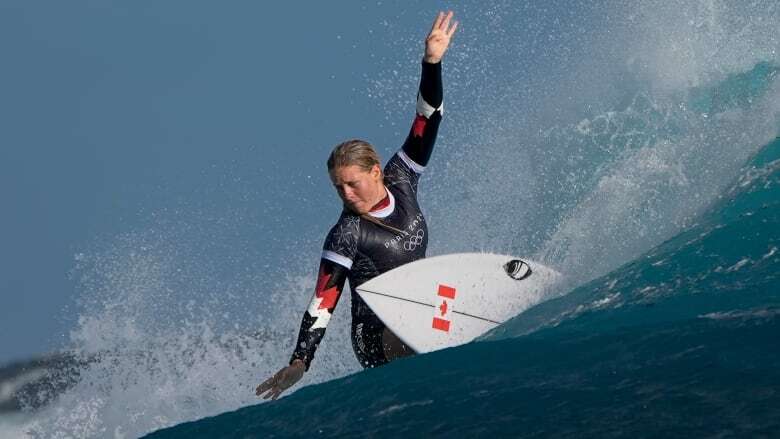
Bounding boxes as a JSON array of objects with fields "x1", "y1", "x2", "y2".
[
  {"x1": 289, "y1": 258, "x2": 349, "y2": 371},
  {"x1": 397, "y1": 60, "x2": 443, "y2": 172},
  {"x1": 289, "y1": 216, "x2": 358, "y2": 370}
]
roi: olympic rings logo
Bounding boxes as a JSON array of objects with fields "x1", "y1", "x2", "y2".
[{"x1": 404, "y1": 229, "x2": 425, "y2": 251}]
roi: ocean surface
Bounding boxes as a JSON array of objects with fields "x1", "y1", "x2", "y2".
[{"x1": 2, "y1": 1, "x2": 779, "y2": 438}]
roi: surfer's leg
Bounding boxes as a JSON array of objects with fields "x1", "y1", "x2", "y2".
[
  {"x1": 351, "y1": 316, "x2": 389, "y2": 369},
  {"x1": 381, "y1": 327, "x2": 415, "y2": 361}
]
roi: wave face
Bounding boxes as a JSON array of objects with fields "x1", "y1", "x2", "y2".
[
  {"x1": 146, "y1": 136, "x2": 780, "y2": 437},
  {"x1": 6, "y1": 1, "x2": 779, "y2": 438}
]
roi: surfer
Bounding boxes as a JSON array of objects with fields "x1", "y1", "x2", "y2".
[{"x1": 256, "y1": 11, "x2": 458, "y2": 400}]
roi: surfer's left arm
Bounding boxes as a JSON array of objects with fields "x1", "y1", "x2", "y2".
[
  {"x1": 399, "y1": 11, "x2": 458, "y2": 169},
  {"x1": 289, "y1": 259, "x2": 349, "y2": 370},
  {"x1": 255, "y1": 259, "x2": 348, "y2": 400}
]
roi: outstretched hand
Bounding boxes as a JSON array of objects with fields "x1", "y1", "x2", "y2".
[
  {"x1": 255, "y1": 360, "x2": 305, "y2": 400},
  {"x1": 424, "y1": 11, "x2": 459, "y2": 64}
]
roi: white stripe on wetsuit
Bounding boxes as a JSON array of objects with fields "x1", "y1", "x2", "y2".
[
  {"x1": 397, "y1": 150, "x2": 426, "y2": 174},
  {"x1": 321, "y1": 250, "x2": 353, "y2": 270},
  {"x1": 416, "y1": 94, "x2": 443, "y2": 117}
]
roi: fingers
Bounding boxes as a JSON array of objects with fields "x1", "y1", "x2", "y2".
[
  {"x1": 430, "y1": 11, "x2": 458, "y2": 39},
  {"x1": 255, "y1": 381, "x2": 272, "y2": 396},
  {"x1": 262, "y1": 387, "x2": 280, "y2": 400},
  {"x1": 256, "y1": 373, "x2": 290, "y2": 399},
  {"x1": 255, "y1": 372, "x2": 279, "y2": 396},
  {"x1": 447, "y1": 20, "x2": 459, "y2": 38},
  {"x1": 256, "y1": 386, "x2": 274, "y2": 398},
  {"x1": 431, "y1": 11, "x2": 444, "y2": 32},
  {"x1": 257, "y1": 383, "x2": 281, "y2": 400},
  {"x1": 439, "y1": 11, "x2": 453, "y2": 31},
  {"x1": 431, "y1": 11, "x2": 455, "y2": 33}
]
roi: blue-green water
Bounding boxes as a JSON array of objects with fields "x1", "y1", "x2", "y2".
[{"x1": 146, "y1": 124, "x2": 780, "y2": 437}]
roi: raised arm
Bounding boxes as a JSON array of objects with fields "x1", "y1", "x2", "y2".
[{"x1": 399, "y1": 11, "x2": 458, "y2": 170}]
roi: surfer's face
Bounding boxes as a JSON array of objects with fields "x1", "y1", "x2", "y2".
[{"x1": 330, "y1": 164, "x2": 384, "y2": 214}]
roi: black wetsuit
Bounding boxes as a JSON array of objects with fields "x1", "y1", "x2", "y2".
[{"x1": 290, "y1": 60, "x2": 443, "y2": 370}]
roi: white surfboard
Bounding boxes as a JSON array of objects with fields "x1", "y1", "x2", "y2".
[{"x1": 356, "y1": 253, "x2": 561, "y2": 354}]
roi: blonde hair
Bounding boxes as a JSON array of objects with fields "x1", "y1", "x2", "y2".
[
  {"x1": 327, "y1": 139, "x2": 381, "y2": 173},
  {"x1": 327, "y1": 139, "x2": 407, "y2": 235}
]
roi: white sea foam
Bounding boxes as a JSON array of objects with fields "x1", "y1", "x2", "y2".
[
  {"x1": 726, "y1": 258, "x2": 752, "y2": 272},
  {"x1": 17, "y1": 227, "x2": 359, "y2": 438},
  {"x1": 0, "y1": 413, "x2": 33, "y2": 439},
  {"x1": 374, "y1": 399, "x2": 433, "y2": 417},
  {"x1": 699, "y1": 308, "x2": 780, "y2": 321},
  {"x1": 622, "y1": 0, "x2": 780, "y2": 93}
]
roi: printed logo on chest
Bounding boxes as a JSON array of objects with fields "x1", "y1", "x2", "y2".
[{"x1": 383, "y1": 213, "x2": 425, "y2": 250}]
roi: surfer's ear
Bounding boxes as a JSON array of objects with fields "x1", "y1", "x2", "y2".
[{"x1": 370, "y1": 163, "x2": 382, "y2": 180}]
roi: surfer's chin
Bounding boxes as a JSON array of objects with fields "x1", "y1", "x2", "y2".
[{"x1": 344, "y1": 202, "x2": 367, "y2": 215}]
